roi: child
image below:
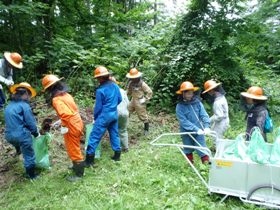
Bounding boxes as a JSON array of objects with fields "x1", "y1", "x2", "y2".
[
  {"x1": 4, "y1": 82, "x2": 39, "y2": 179},
  {"x1": 110, "y1": 76, "x2": 129, "y2": 152},
  {"x1": 176, "y1": 81, "x2": 211, "y2": 164},
  {"x1": 202, "y1": 80, "x2": 229, "y2": 142},
  {"x1": 85, "y1": 66, "x2": 122, "y2": 167},
  {"x1": 0, "y1": 52, "x2": 23, "y2": 109},
  {"x1": 241, "y1": 86, "x2": 268, "y2": 141},
  {"x1": 42, "y1": 75, "x2": 84, "y2": 182},
  {"x1": 126, "y1": 68, "x2": 153, "y2": 135}
]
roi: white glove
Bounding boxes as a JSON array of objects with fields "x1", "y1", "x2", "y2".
[
  {"x1": 204, "y1": 128, "x2": 211, "y2": 135},
  {"x1": 5, "y1": 79, "x2": 14, "y2": 86},
  {"x1": 60, "y1": 126, "x2": 69, "y2": 135},
  {"x1": 139, "y1": 97, "x2": 146, "y2": 104},
  {"x1": 197, "y1": 129, "x2": 205, "y2": 135},
  {"x1": 52, "y1": 120, "x2": 61, "y2": 128}
]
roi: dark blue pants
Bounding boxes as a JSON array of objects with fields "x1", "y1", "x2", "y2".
[
  {"x1": 86, "y1": 113, "x2": 121, "y2": 155},
  {"x1": 6, "y1": 133, "x2": 36, "y2": 169}
]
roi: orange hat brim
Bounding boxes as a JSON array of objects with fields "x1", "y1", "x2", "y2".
[
  {"x1": 126, "y1": 72, "x2": 142, "y2": 79},
  {"x1": 176, "y1": 87, "x2": 199, "y2": 94},
  {"x1": 241, "y1": 92, "x2": 267, "y2": 100},
  {"x1": 10, "y1": 84, "x2": 36, "y2": 98},
  {"x1": 4, "y1": 52, "x2": 23, "y2": 69},
  {"x1": 202, "y1": 82, "x2": 221, "y2": 94}
]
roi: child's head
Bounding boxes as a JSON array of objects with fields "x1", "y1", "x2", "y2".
[
  {"x1": 183, "y1": 90, "x2": 194, "y2": 101},
  {"x1": 176, "y1": 81, "x2": 199, "y2": 101},
  {"x1": 10, "y1": 82, "x2": 36, "y2": 101},
  {"x1": 202, "y1": 80, "x2": 222, "y2": 96}
]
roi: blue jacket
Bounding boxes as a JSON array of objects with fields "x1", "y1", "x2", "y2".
[
  {"x1": 94, "y1": 81, "x2": 122, "y2": 120},
  {"x1": 176, "y1": 96, "x2": 210, "y2": 132},
  {"x1": 4, "y1": 100, "x2": 38, "y2": 138}
]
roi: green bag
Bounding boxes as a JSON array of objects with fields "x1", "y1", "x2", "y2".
[
  {"x1": 32, "y1": 133, "x2": 52, "y2": 169},
  {"x1": 270, "y1": 128, "x2": 280, "y2": 165},
  {"x1": 85, "y1": 124, "x2": 101, "y2": 158},
  {"x1": 247, "y1": 127, "x2": 270, "y2": 164},
  {"x1": 223, "y1": 134, "x2": 248, "y2": 160}
]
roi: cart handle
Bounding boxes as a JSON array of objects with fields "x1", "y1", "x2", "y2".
[{"x1": 150, "y1": 131, "x2": 213, "y2": 158}]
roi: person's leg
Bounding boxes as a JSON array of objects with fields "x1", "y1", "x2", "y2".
[
  {"x1": 194, "y1": 135, "x2": 209, "y2": 163},
  {"x1": 20, "y1": 135, "x2": 37, "y2": 179},
  {"x1": 118, "y1": 116, "x2": 128, "y2": 151},
  {"x1": 135, "y1": 102, "x2": 149, "y2": 135},
  {"x1": 108, "y1": 119, "x2": 121, "y2": 161},
  {"x1": 85, "y1": 120, "x2": 107, "y2": 166},
  {"x1": 182, "y1": 134, "x2": 194, "y2": 163}
]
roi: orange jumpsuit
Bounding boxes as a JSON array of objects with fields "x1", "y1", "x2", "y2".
[{"x1": 52, "y1": 93, "x2": 84, "y2": 161}]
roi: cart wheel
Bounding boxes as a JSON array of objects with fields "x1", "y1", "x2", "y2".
[{"x1": 247, "y1": 184, "x2": 280, "y2": 202}]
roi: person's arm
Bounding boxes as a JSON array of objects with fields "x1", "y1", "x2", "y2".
[
  {"x1": 210, "y1": 101, "x2": 226, "y2": 123},
  {"x1": 142, "y1": 81, "x2": 153, "y2": 101},
  {"x1": 256, "y1": 110, "x2": 267, "y2": 134},
  {"x1": 52, "y1": 99, "x2": 74, "y2": 126},
  {"x1": 23, "y1": 103, "x2": 39, "y2": 137},
  {"x1": 94, "y1": 89, "x2": 103, "y2": 120},
  {"x1": 117, "y1": 86, "x2": 122, "y2": 105},
  {"x1": 199, "y1": 102, "x2": 210, "y2": 128},
  {"x1": 176, "y1": 104, "x2": 200, "y2": 132},
  {"x1": 0, "y1": 75, "x2": 13, "y2": 86}
]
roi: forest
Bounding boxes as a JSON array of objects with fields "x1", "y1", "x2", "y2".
[{"x1": 0, "y1": 0, "x2": 279, "y2": 209}]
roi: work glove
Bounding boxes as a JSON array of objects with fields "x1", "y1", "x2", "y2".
[
  {"x1": 4, "y1": 79, "x2": 14, "y2": 86},
  {"x1": 139, "y1": 97, "x2": 146, "y2": 105},
  {"x1": 197, "y1": 129, "x2": 205, "y2": 135},
  {"x1": 204, "y1": 128, "x2": 211, "y2": 135},
  {"x1": 52, "y1": 120, "x2": 61, "y2": 128},
  {"x1": 60, "y1": 126, "x2": 69, "y2": 135}
]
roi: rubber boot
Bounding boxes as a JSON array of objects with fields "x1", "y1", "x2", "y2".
[
  {"x1": 26, "y1": 166, "x2": 38, "y2": 180},
  {"x1": 67, "y1": 161, "x2": 84, "y2": 182},
  {"x1": 111, "y1": 151, "x2": 121, "y2": 161},
  {"x1": 186, "y1": 153, "x2": 194, "y2": 164},
  {"x1": 144, "y1": 122, "x2": 149, "y2": 136},
  {"x1": 84, "y1": 154, "x2": 95, "y2": 168},
  {"x1": 201, "y1": 155, "x2": 210, "y2": 164}
]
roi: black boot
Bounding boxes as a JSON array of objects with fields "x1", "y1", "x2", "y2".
[
  {"x1": 111, "y1": 151, "x2": 121, "y2": 161},
  {"x1": 84, "y1": 154, "x2": 95, "y2": 167},
  {"x1": 144, "y1": 122, "x2": 149, "y2": 135},
  {"x1": 26, "y1": 166, "x2": 38, "y2": 180},
  {"x1": 67, "y1": 161, "x2": 84, "y2": 182}
]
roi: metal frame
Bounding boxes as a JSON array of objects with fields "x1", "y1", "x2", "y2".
[{"x1": 150, "y1": 131, "x2": 280, "y2": 209}]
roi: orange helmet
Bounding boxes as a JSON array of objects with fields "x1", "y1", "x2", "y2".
[
  {"x1": 4, "y1": 52, "x2": 23, "y2": 69},
  {"x1": 94, "y1": 66, "x2": 110, "y2": 78},
  {"x1": 202, "y1": 80, "x2": 221, "y2": 94},
  {"x1": 42, "y1": 74, "x2": 63, "y2": 91},
  {"x1": 126, "y1": 68, "x2": 142, "y2": 79},
  {"x1": 241, "y1": 86, "x2": 267, "y2": 100},
  {"x1": 10, "y1": 82, "x2": 36, "y2": 98},
  {"x1": 176, "y1": 81, "x2": 199, "y2": 94}
]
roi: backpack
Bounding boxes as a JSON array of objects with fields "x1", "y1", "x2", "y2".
[{"x1": 264, "y1": 110, "x2": 273, "y2": 133}]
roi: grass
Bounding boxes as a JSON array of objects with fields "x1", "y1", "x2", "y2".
[{"x1": 0, "y1": 109, "x2": 269, "y2": 210}]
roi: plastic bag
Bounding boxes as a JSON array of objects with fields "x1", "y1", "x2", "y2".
[
  {"x1": 85, "y1": 124, "x2": 101, "y2": 158},
  {"x1": 270, "y1": 128, "x2": 280, "y2": 164},
  {"x1": 32, "y1": 133, "x2": 52, "y2": 169},
  {"x1": 223, "y1": 134, "x2": 248, "y2": 160},
  {"x1": 247, "y1": 127, "x2": 270, "y2": 164}
]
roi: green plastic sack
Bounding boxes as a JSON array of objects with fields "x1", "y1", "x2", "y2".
[
  {"x1": 223, "y1": 134, "x2": 248, "y2": 160},
  {"x1": 32, "y1": 133, "x2": 52, "y2": 169},
  {"x1": 270, "y1": 128, "x2": 280, "y2": 165},
  {"x1": 85, "y1": 124, "x2": 101, "y2": 158},
  {"x1": 247, "y1": 127, "x2": 270, "y2": 164}
]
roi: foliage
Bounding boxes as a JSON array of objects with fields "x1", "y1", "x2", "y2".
[{"x1": 152, "y1": 0, "x2": 249, "y2": 110}]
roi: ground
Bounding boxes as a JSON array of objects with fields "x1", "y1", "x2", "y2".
[{"x1": 0, "y1": 102, "x2": 265, "y2": 209}]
